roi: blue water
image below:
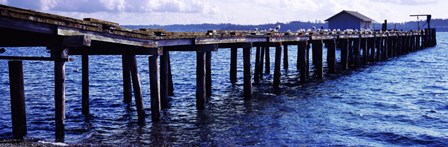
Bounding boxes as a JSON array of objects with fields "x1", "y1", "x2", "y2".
[{"x1": 1, "y1": 33, "x2": 447, "y2": 146}]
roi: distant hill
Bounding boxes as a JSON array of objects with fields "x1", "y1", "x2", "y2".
[{"x1": 124, "y1": 19, "x2": 448, "y2": 32}]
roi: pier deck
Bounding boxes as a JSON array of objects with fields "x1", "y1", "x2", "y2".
[{"x1": 0, "y1": 4, "x2": 437, "y2": 142}]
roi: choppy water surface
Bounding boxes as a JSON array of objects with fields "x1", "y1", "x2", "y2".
[{"x1": 1, "y1": 33, "x2": 448, "y2": 146}]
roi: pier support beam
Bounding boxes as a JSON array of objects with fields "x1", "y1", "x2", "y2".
[
  {"x1": 283, "y1": 45, "x2": 288, "y2": 70},
  {"x1": 53, "y1": 48, "x2": 68, "y2": 142},
  {"x1": 230, "y1": 47, "x2": 237, "y2": 83},
  {"x1": 206, "y1": 51, "x2": 212, "y2": 98},
  {"x1": 298, "y1": 41, "x2": 309, "y2": 83},
  {"x1": 254, "y1": 46, "x2": 261, "y2": 84},
  {"x1": 130, "y1": 55, "x2": 145, "y2": 124},
  {"x1": 82, "y1": 50, "x2": 89, "y2": 115},
  {"x1": 149, "y1": 55, "x2": 161, "y2": 121},
  {"x1": 348, "y1": 39, "x2": 354, "y2": 67},
  {"x1": 160, "y1": 50, "x2": 169, "y2": 109},
  {"x1": 377, "y1": 37, "x2": 382, "y2": 60},
  {"x1": 353, "y1": 37, "x2": 361, "y2": 67},
  {"x1": 326, "y1": 39, "x2": 336, "y2": 74},
  {"x1": 362, "y1": 38, "x2": 368, "y2": 65},
  {"x1": 8, "y1": 61, "x2": 26, "y2": 139},
  {"x1": 273, "y1": 45, "x2": 282, "y2": 88},
  {"x1": 167, "y1": 52, "x2": 174, "y2": 96},
  {"x1": 122, "y1": 54, "x2": 132, "y2": 103},
  {"x1": 259, "y1": 46, "x2": 265, "y2": 80},
  {"x1": 381, "y1": 37, "x2": 389, "y2": 60},
  {"x1": 369, "y1": 38, "x2": 376, "y2": 62},
  {"x1": 340, "y1": 39, "x2": 349, "y2": 70},
  {"x1": 243, "y1": 47, "x2": 252, "y2": 99},
  {"x1": 265, "y1": 47, "x2": 270, "y2": 74},
  {"x1": 312, "y1": 40, "x2": 323, "y2": 79},
  {"x1": 196, "y1": 51, "x2": 206, "y2": 109}
]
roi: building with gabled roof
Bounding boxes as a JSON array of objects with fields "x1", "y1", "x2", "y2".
[{"x1": 325, "y1": 10, "x2": 375, "y2": 31}]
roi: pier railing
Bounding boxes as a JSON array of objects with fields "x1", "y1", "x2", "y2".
[{"x1": 0, "y1": 4, "x2": 437, "y2": 142}]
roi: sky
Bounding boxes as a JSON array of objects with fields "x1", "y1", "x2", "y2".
[{"x1": 0, "y1": 0, "x2": 445, "y2": 25}]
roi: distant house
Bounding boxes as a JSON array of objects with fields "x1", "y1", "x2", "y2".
[{"x1": 325, "y1": 10, "x2": 375, "y2": 31}]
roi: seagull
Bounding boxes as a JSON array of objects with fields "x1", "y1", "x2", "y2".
[{"x1": 274, "y1": 25, "x2": 281, "y2": 32}]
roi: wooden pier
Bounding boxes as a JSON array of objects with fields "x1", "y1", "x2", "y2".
[{"x1": 0, "y1": 4, "x2": 437, "y2": 142}]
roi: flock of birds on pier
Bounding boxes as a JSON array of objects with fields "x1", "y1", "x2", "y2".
[{"x1": 247, "y1": 24, "x2": 422, "y2": 37}]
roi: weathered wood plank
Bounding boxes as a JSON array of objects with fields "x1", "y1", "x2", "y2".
[
  {"x1": 62, "y1": 35, "x2": 91, "y2": 48},
  {"x1": 0, "y1": 56, "x2": 72, "y2": 61}
]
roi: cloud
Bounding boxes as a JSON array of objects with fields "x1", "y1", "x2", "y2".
[
  {"x1": 370, "y1": 0, "x2": 438, "y2": 5},
  {"x1": 0, "y1": 0, "x2": 7, "y2": 4},
  {"x1": 2, "y1": 0, "x2": 446, "y2": 25},
  {"x1": 5, "y1": 0, "x2": 215, "y2": 14}
]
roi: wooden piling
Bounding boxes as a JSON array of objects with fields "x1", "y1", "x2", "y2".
[
  {"x1": 383, "y1": 36, "x2": 389, "y2": 60},
  {"x1": 340, "y1": 39, "x2": 349, "y2": 70},
  {"x1": 353, "y1": 37, "x2": 361, "y2": 67},
  {"x1": 298, "y1": 41, "x2": 308, "y2": 83},
  {"x1": 8, "y1": 61, "x2": 26, "y2": 139},
  {"x1": 148, "y1": 55, "x2": 161, "y2": 121},
  {"x1": 54, "y1": 48, "x2": 68, "y2": 142},
  {"x1": 283, "y1": 45, "x2": 288, "y2": 70},
  {"x1": 273, "y1": 45, "x2": 282, "y2": 88},
  {"x1": 361, "y1": 38, "x2": 368, "y2": 65},
  {"x1": 243, "y1": 47, "x2": 252, "y2": 99},
  {"x1": 265, "y1": 47, "x2": 270, "y2": 74},
  {"x1": 396, "y1": 35, "x2": 402, "y2": 56},
  {"x1": 160, "y1": 51, "x2": 169, "y2": 109},
  {"x1": 206, "y1": 51, "x2": 212, "y2": 98},
  {"x1": 417, "y1": 34, "x2": 421, "y2": 50},
  {"x1": 230, "y1": 47, "x2": 237, "y2": 83},
  {"x1": 306, "y1": 43, "x2": 310, "y2": 73},
  {"x1": 377, "y1": 37, "x2": 383, "y2": 60},
  {"x1": 167, "y1": 51, "x2": 174, "y2": 96},
  {"x1": 348, "y1": 39, "x2": 354, "y2": 67},
  {"x1": 259, "y1": 46, "x2": 265, "y2": 80},
  {"x1": 312, "y1": 40, "x2": 323, "y2": 79},
  {"x1": 412, "y1": 35, "x2": 416, "y2": 52},
  {"x1": 122, "y1": 54, "x2": 132, "y2": 103},
  {"x1": 196, "y1": 51, "x2": 206, "y2": 109},
  {"x1": 395, "y1": 35, "x2": 399, "y2": 56},
  {"x1": 81, "y1": 51, "x2": 89, "y2": 115},
  {"x1": 368, "y1": 38, "x2": 375, "y2": 62},
  {"x1": 129, "y1": 55, "x2": 145, "y2": 124},
  {"x1": 296, "y1": 44, "x2": 300, "y2": 71},
  {"x1": 326, "y1": 39, "x2": 336, "y2": 74},
  {"x1": 254, "y1": 46, "x2": 261, "y2": 84}
]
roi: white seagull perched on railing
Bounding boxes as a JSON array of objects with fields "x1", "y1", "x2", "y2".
[{"x1": 274, "y1": 25, "x2": 281, "y2": 32}]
